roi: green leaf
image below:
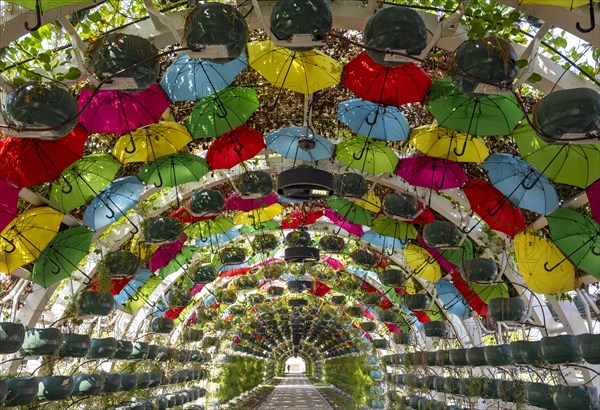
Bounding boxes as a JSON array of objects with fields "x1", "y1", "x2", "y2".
[
  {"x1": 64, "y1": 67, "x2": 82, "y2": 80},
  {"x1": 527, "y1": 72, "x2": 542, "y2": 83},
  {"x1": 88, "y1": 12, "x2": 102, "y2": 23},
  {"x1": 516, "y1": 59, "x2": 529, "y2": 69}
]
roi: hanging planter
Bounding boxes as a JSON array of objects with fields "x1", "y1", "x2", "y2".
[
  {"x1": 578, "y1": 333, "x2": 600, "y2": 364},
  {"x1": 190, "y1": 265, "x2": 217, "y2": 284},
  {"x1": 432, "y1": 376, "x2": 445, "y2": 392},
  {"x1": 217, "y1": 289, "x2": 237, "y2": 304},
  {"x1": 59, "y1": 333, "x2": 91, "y2": 358},
  {"x1": 379, "y1": 309, "x2": 400, "y2": 323},
  {"x1": 156, "y1": 347, "x2": 171, "y2": 362},
  {"x1": 424, "y1": 321, "x2": 449, "y2": 338},
  {"x1": 150, "y1": 317, "x2": 175, "y2": 334},
  {"x1": 404, "y1": 294, "x2": 430, "y2": 311},
  {"x1": 346, "y1": 306, "x2": 364, "y2": 318},
  {"x1": 102, "y1": 251, "x2": 140, "y2": 277},
  {"x1": 484, "y1": 344, "x2": 513, "y2": 366},
  {"x1": 148, "y1": 372, "x2": 162, "y2": 388},
  {"x1": 78, "y1": 291, "x2": 115, "y2": 316},
  {"x1": 37, "y1": 376, "x2": 73, "y2": 401},
  {"x1": 284, "y1": 245, "x2": 319, "y2": 262},
  {"x1": 488, "y1": 297, "x2": 527, "y2": 322},
  {"x1": 288, "y1": 280, "x2": 314, "y2": 293},
  {"x1": 188, "y1": 189, "x2": 224, "y2": 216},
  {"x1": 510, "y1": 340, "x2": 543, "y2": 365},
  {"x1": 20, "y1": 328, "x2": 63, "y2": 356},
  {"x1": 87, "y1": 337, "x2": 118, "y2": 359},
  {"x1": 435, "y1": 350, "x2": 450, "y2": 366},
  {"x1": 319, "y1": 235, "x2": 345, "y2": 253},
  {"x1": 0, "y1": 322, "x2": 25, "y2": 354},
  {"x1": 165, "y1": 288, "x2": 191, "y2": 308},
  {"x1": 146, "y1": 344, "x2": 159, "y2": 360},
  {"x1": 382, "y1": 193, "x2": 419, "y2": 219},
  {"x1": 498, "y1": 380, "x2": 527, "y2": 404},
  {"x1": 141, "y1": 217, "x2": 183, "y2": 244},
  {"x1": 373, "y1": 339, "x2": 388, "y2": 349},
  {"x1": 236, "y1": 274, "x2": 259, "y2": 289},
  {"x1": 270, "y1": 0, "x2": 332, "y2": 50},
  {"x1": 360, "y1": 322, "x2": 377, "y2": 332},
  {"x1": 285, "y1": 230, "x2": 312, "y2": 247},
  {"x1": 136, "y1": 373, "x2": 151, "y2": 389},
  {"x1": 183, "y1": 328, "x2": 204, "y2": 342},
  {"x1": 445, "y1": 377, "x2": 461, "y2": 395},
  {"x1": 113, "y1": 340, "x2": 133, "y2": 359},
  {"x1": 350, "y1": 248, "x2": 381, "y2": 268},
  {"x1": 527, "y1": 382, "x2": 557, "y2": 410},
  {"x1": 235, "y1": 171, "x2": 273, "y2": 198},
  {"x1": 335, "y1": 173, "x2": 367, "y2": 198},
  {"x1": 252, "y1": 233, "x2": 279, "y2": 253},
  {"x1": 129, "y1": 342, "x2": 149, "y2": 360},
  {"x1": 120, "y1": 373, "x2": 138, "y2": 391},
  {"x1": 219, "y1": 247, "x2": 247, "y2": 265},
  {"x1": 466, "y1": 346, "x2": 487, "y2": 366},
  {"x1": 268, "y1": 286, "x2": 285, "y2": 297},
  {"x1": 331, "y1": 295, "x2": 346, "y2": 305},
  {"x1": 460, "y1": 258, "x2": 499, "y2": 284},
  {"x1": 541, "y1": 335, "x2": 583, "y2": 364},
  {"x1": 553, "y1": 385, "x2": 599, "y2": 409},
  {"x1": 72, "y1": 373, "x2": 105, "y2": 396},
  {"x1": 393, "y1": 332, "x2": 411, "y2": 344},
  {"x1": 288, "y1": 298, "x2": 308, "y2": 307},
  {"x1": 378, "y1": 269, "x2": 405, "y2": 286},
  {"x1": 423, "y1": 221, "x2": 461, "y2": 248},
  {"x1": 277, "y1": 166, "x2": 335, "y2": 201},
  {"x1": 5, "y1": 376, "x2": 38, "y2": 406},
  {"x1": 101, "y1": 373, "x2": 122, "y2": 393}
]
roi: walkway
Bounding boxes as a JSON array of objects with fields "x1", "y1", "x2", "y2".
[{"x1": 259, "y1": 375, "x2": 334, "y2": 410}]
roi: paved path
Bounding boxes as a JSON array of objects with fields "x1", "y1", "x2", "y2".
[{"x1": 259, "y1": 375, "x2": 334, "y2": 410}]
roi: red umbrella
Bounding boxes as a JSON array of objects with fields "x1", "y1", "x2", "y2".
[
  {"x1": 0, "y1": 125, "x2": 88, "y2": 188},
  {"x1": 463, "y1": 178, "x2": 526, "y2": 237},
  {"x1": 225, "y1": 192, "x2": 279, "y2": 212},
  {"x1": 0, "y1": 179, "x2": 19, "y2": 232},
  {"x1": 206, "y1": 125, "x2": 265, "y2": 170},
  {"x1": 341, "y1": 51, "x2": 431, "y2": 107},
  {"x1": 281, "y1": 209, "x2": 324, "y2": 229},
  {"x1": 170, "y1": 206, "x2": 216, "y2": 223},
  {"x1": 413, "y1": 311, "x2": 431, "y2": 323},
  {"x1": 396, "y1": 156, "x2": 468, "y2": 190},
  {"x1": 309, "y1": 281, "x2": 331, "y2": 297}
]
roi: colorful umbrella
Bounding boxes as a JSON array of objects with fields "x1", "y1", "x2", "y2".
[
  {"x1": 0, "y1": 207, "x2": 63, "y2": 274},
  {"x1": 341, "y1": 52, "x2": 431, "y2": 107},
  {"x1": 157, "y1": 245, "x2": 197, "y2": 278},
  {"x1": 138, "y1": 153, "x2": 209, "y2": 187},
  {"x1": 427, "y1": 77, "x2": 524, "y2": 136},
  {"x1": 240, "y1": 220, "x2": 281, "y2": 234},
  {"x1": 281, "y1": 209, "x2": 323, "y2": 229},
  {"x1": 160, "y1": 51, "x2": 247, "y2": 102},
  {"x1": 396, "y1": 156, "x2": 468, "y2": 190},
  {"x1": 324, "y1": 209, "x2": 364, "y2": 237},
  {"x1": 434, "y1": 279, "x2": 470, "y2": 320},
  {"x1": 233, "y1": 203, "x2": 283, "y2": 225},
  {"x1": 265, "y1": 126, "x2": 334, "y2": 162},
  {"x1": 226, "y1": 192, "x2": 279, "y2": 212},
  {"x1": 519, "y1": 1, "x2": 598, "y2": 33},
  {"x1": 470, "y1": 282, "x2": 509, "y2": 305},
  {"x1": 327, "y1": 196, "x2": 372, "y2": 226},
  {"x1": 409, "y1": 125, "x2": 489, "y2": 163},
  {"x1": 49, "y1": 154, "x2": 121, "y2": 213},
  {"x1": 0, "y1": 125, "x2": 88, "y2": 188},
  {"x1": 337, "y1": 98, "x2": 410, "y2": 142},
  {"x1": 186, "y1": 87, "x2": 259, "y2": 138},
  {"x1": 196, "y1": 228, "x2": 240, "y2": 249},
  {"x1": 588, "y1": 179, "x2": 600, "y2": 224},
  {"x1": 362, "y1": 230, "x2": 408, "y2": 251},
  {"x1": 336, "y1": 136, "x2": 399, "y2": 174},
  {"x1": 0, "y1": 179, "x2": 19, "y2": 233},
  {"x1": 115, "y1": 268, "x2": 153, "y2": 307},
  {"x1": 185, "y1": 216, "x2": 236, "y2": 241},
  {"x1": 113, "y1": 122, "x2": 192, "y2": 164},
  {"x1": 148, "y1": 235, "x2": 187, "y2": 272},
  {"x1": 371, "y1": 216, "x2": 418, "y2": 242},
  {"x1": 514, "y1": 231, "x2": 576, "y2": 294},
  {"x1": 352, "y1": 192, "x2": 381, "y2": 214},
  {"x1": 482, "y1": 153, "x2": 559, "y2": 215},
  {"x1": 29, "y1": 226, "x2": 93, "y2": 287},
  {"x1": 206, "y1": 126, "x2": 265, "y2": 170},
  {"x1": 403, "y1": 244, "x2": 442, "y2": 282},
  {"x1": 77, "y1": 84, "x2": 170, "y2": 135}
]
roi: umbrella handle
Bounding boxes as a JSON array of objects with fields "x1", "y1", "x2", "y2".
[
  {"x1": 0, "y1": 235, "x2": 16, "y2": 253},
  {"x1": 47, "y1": 258, "x2": 62, "y2": 275},
  {"x1": 125, "y1": 134, "x2": 137, "y2": 154},
  {"x1": 153, "y1": 169, "x2": 164, "y2": 188},
  {"x1": 216, "y1": 100, "x2": 229, "y2": 119},
  {"x1": 24, "y1": 0, "x2": 42, "y2": 31},
  {"x1": 576, "y1": 0, "x2": 596, "y2": 33},
  {"x1": 365, "y1": 108, "x2": 381, "y2": 126},
  {"x1": 452, "y1": 138, "x2": 469, "y2": 157},
  {"x1": 61, "y1": 175, "x2": 74, "y2": 194},
  {"x1": 520, "y1": 169, "x2": 542, "y2": 190}
]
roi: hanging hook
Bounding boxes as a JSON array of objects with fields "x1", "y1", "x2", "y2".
[
  {"x1": 124, "y1": 134, "x2": 137, "y2": 154},
  {"x1": 544, "y1": 236, "x2": 599, "y2": 271},
  {"x1": 265, "y1": 88, "x2": 284, "y2": 112},
  {"x1": 576, "y1": 0, "x2": 596, "y2": 33},
  {"x1": 47, "y1": 258, "x2": 62, "y2": 275},
  {"x1": 352, "y1": 138, "x2": 369, "y2": 161},
  {"x1": 61, "y1": 175, "x2": 74, "y2": 194},
  {"x1": 24, "y1": 0, "x2": 42, "y2": 31},
  {"x1": 0, "y1": 235, "x2": 16, "y2": 253}
]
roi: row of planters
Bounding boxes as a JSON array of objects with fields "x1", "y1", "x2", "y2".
[
  {"x1": 405, "y1": 395, "x2": 460, "y2": 410},
  {"x1": 106, "y1": 388, "x2": 206, "y2": 410}
]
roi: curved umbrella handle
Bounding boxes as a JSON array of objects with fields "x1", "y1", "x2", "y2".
[
  {"x1": 215, "y1": 100, "x2": 229, "y2": 119},
  {"x1": 47, "y1": 258, "x2": 62, "y2": 275},
  {"x1": 433, "y1": 164, "x2": 448, "y2": 190},
  {"x1": 125, "y1": 134, "x2": 137, "y2": 154},
  {"x1": 153, "y1": 169, "x2": 164, "y2": 189},
  {"x1": 452, "y1": 137, "x2": 469, "y2": 157},
  {"x1": 24, "y1": 0, "x2": 42, "y2": 31},
  {"x1": 576, "y1": 0, "x2": 596, "y2": 33},
  {"x1": 592, "y1": 245, "x2": 600, "y2": 256},
  {"x1": 365, "y1": 108, "x2": 381, "y2": 126},
  {"x1": 0, "y1": 235, "x2": 16, "y2": 253},
  {"x1": 61, "y1": 175, "x2": 74, "y2": 194},
  {"x1": 520, "y1": 168, "x2": 542, "y2": 191},
  {"x1": 232, "y1": 137, "x2": 244, "y2": 154}
]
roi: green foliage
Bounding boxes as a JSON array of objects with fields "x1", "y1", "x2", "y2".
[
  {"x1": 324, "y1": 356, "x2": 373, "y2": 409},
  {"x1": 215, "y1": 355, "x2": 265, "y2": 402}
]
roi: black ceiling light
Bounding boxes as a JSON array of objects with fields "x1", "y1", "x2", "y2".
[{"x1": 277, "y1": 165, "x2": 334, "y2": 201}]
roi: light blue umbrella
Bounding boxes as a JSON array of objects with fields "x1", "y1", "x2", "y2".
[
  {"x1": 433, "y1": 279, "x2": 470, "y2": 320},
  {"x1": 195, "y1": 228, "x2": 240, "y2": 248},
  {"x1": 345, "y1": 264, "x2": 378, "y2": 280},
  {"x1": 362, "y1": 230, "x2": 408, "y2": 251},
  {"x1": 83, "y1": 176, "x2": 145, "y2": 230},
  {"x1": 160, "y1": 52, "x2": 247, "y2": 102},
  {"x1": 265, "y1": 126, "x2": 334, "y2": 162},
  {"x1": 337, "y1": 98, "x2": 410, "y2": 142},
  {"x1": 115, "y1": 269, "x2": 153, "y2": 307},
  {"x1": 482, "y1": 153, "x2": 559, "y2": 215}
]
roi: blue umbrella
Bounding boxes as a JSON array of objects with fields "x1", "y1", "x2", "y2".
[
  {"x1": 345, "y1": 264, "x2": 378, "y2": 280},
  {"x1": 337, "y1": 98, "x2": 410, "y2": 142},
  {"x1": 160, "y1": 52, "x2": 247, "y2": 102},
  {"x1": 115, "y1": 268, "x2": 153, "y2": 307},
  {"x1": 433, "y1": 279, "x2": 470, "y2": 320},
  {"x1": 195, "y1": 228, "x2": 240, "y2": 248},
  {"x1": 362, "y1": 230, "x2": 408, "y2": 251},
  {"x1": 83, "y1": 176, "x2": 145, "y2": 230},
  {"x1": 482, "y1": 153, "x2": 559, "y2": 215},
  {"x1": 265, "y1": 126, "x2": 334, "y2": 162},
  {"x1": 216, "y1": 262, "x2": 251, "y2": 273}
]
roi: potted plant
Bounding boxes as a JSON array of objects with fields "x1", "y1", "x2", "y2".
[
  {"x1": 102, "y1": 250, "x2": 140, "y2": 277},
  {"x1": 360, "y1": 322, "x2": 377, "y2": 332},
  {"x1": 19, "y1": 328, "x2": 63, "y2": 356},
  {"x1": 129, "y1": 341, "x2": 149, "y2": 360},
  {"x1": 236, "y1": 274, "x2": 259, "y2": 289},
  {"x1": 484, "y1": 344, "x2": 513, "y2": 366},
  {"x1": 216, "y1": 289, "x2": 237, "y2": 304},
  {"x1": 460, "y1": 258, "x2": 499, "y2": 284},
  {"x1": 287, "y1": 279, "x2": 314, "y2": 293},
  {"x1": 331, "y1": 295, "x2": 346, "y2": 305},
  {"x1": 0, "y1": 322, "x2": 25, "y2": 354},
  {"x1": 361, "y1": 291, "x2": 381, "y2": 306},
  {"x1": 188, "y1": 189, "x2": 224, "y2": 216},
  {"x1": 5, "y1": 376, "x2": 38, "y2": 406},
  {"x1": 141, "y1": 217, "x2": 183, "y2": 244},
  {"x1": 541, "y1": 335, "x2": 583, "y2": 364},
  {"x1": 335, "y1": 173, "x2": 367, "y2": 198},
  {"x1": 59, "y1": 333, "x2": 90, "y2": 357},
  {"x1": 136, "y1": 372, "x2": 151, "y2": 389},
  {"x1": 488, "y1": 297, "x2": 527, "y2": 322},
  {"x1": 466, "y1": 346, "x2": 487, "y2": 366},
  {"x1": 146, "y1": 344, "x2": 159, "y2": 360},
  {"x1": 527, "y1": 382, "x2": 556, "y2": 409},
  {"x1": 183, "y1": 328, "x2": 204, "y2": 342},
  {"x1": 260, "y1": 262, "x2": 285, "y2": 280},
  {"x1": 319, "y1": 235, "x2": 345, "y2": 253},
  {"x1": 350, "y1": 248, "x2": 381, "y2": 268},
  {"x1": 120, "y1": 373, "x2": 137, "y2": 391},
  {"x1": 285, "y1": 230, "x2": 319, "y2": 262},
  {"x1": 165, "y1": 288, "x2": 191, "y2": 308},
  {"x1": 189, "y1": 264, "x2": 217, "y2": 283},
  {"x1": 114, "y1": 340, "x2": 133, "y2": 359},
  {"x1": 72, "y1": 373, "x2": 105, "y2": 395},
  {"x1": 423, "y1": 321, "x2": 450, "y2": 338},
  {"x1": 252, "y1": 233, "x2": 279, "y2": 253},
  {"x1": 235, "y1": 171, "x2": 273, "y2": 198},
  {"x1": 553, "y1": 385, "x2": 599, "y2": 409},
  {"x1": 338, "y1": 273, "x2": 362, "y2": 292},
  {"x1": 346, "y1": 306, "x2": 364, "y2": 318},
  {"x1": 78, "y1": 291, "x2": 115, "y2": 316},
  {"x1": 312, "y1": 264, "x2": 335, "y2": 281},
  {"x1": 150, "y1": 317, "x2": 175, "y2": 334},
  {"x1": 423, "y1": 221, "x2": 461, "y2": 248},
  {"x1": 378, "y1": 269, "x2": 405, "y2": 286},
  {"x1": 382, "y1": 192, "x2": 419, "y2": 219},
  {"x1": 577, "y1": 333, "x2": 600, "y2": 364},
  {"x1": 101, "y1": 373, "x2": 122, "y2": 393},
  {"x1": 510, "y1": 340, "x2": 543, "y2": 365},
  {"x1": 404, "y1": 293, "x2": 430, "y2": 311},
  {"x1": 392, "y1": 332, "x2": 411, "y2": 344},
  {"x1": 37, "y1": 375, "x2": 74, "y2": 401},
  {"x1": 219, "y1": 247, "x2": 247, "y2": 265},
  {"x1": 87, "y1": 337, "x2": 118, "y2": 359}
]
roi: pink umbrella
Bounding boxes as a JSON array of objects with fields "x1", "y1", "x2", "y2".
[
  {"x1": 0, "y1": 179, "x2": 19, "y2": 232},
  {"x1": 78, "y1": 84, "x2": 171, "y2": 135},
  {"x1": 225, "y1": 192, "x2": 279, "y2": 211},
  {"x1": 396, "y1": 156, "x2": 468, "y2": 190},
  {"x1": 324, "y1": 209, "x2": 364, "y2": 237},
  {"x1": 321, "y1": 256, "x2": 344, "y2": 270},
  {"x1": 587, "y1": 179, "x2": 600, "y2": 224},
  {"x1": 190, "y1": 283, "x2": 205, "y2": 296},
  {"x1": 148, "y1": 234, "x2": 187, "y2": 272}
]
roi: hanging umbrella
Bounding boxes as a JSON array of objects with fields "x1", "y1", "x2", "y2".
[
  {"x1": 77, "y1": 84, "x2": 170, "y2": 135},
  {"x1": 226, "y1": 192, "x2": 279, "y2": 212},
  {"x1": 427, "y1": 77, "x2": 524, "y2": 136},
  {"x1": 49, "y1": 154, "x2": 121, "y2": 213},
  {"x1": 83, "y1": 176, "x2": 145, "y2": 231},
  {"x1": 196, "y1": 228, "x2": 240, "y2": 249},
  {"x1": 341, "y1": 51, "x2": 431, "y2": 107},
  {"x1": 588, "y1": 179, "x2": 600, "y2": 224},
  {"x1": 157, "y1": 245, "x2": 197, "y2": 278},
  {"x1": 439, "y1": 236, "x2": 473, "y2": 268},
  {"x1": 519, "y1": 1, "x2": 598, "y2": 33},
  {"x1": 482, "y1": 153, "x2": 559, "y2": 215},
  {"x1": 138, "y1": 153, "x2": 209, "y2": 188},
  {"x1": 186, "y1": 87, "x2": 259, "y2": 139},
  {"x1": 0, "y1": 179, "x2": 19, "y2": 232},
  {"x1": 185, "y1": 216, "x2": 236, "y2": 242},
  {"x1": 206, "y1": 126, "x2": 265, "y2": 170},
  {"x1": 362, "y1": 230, "x2": 408, "y2": 251},
  {"x1": 324, "y1": 209, "x2": 364, "y2": 237},
  {"x1": 371, "y1": 216, "x2": 418, "y2": 242},
  {"x1": 114, "y1": 269, "x2": 153, "y2": 307},
  {"x1": 28, "y1": 226, "x2": 93, "y2": 287},
  {"x1": 396, "y1": 156, "x2": 468, "y2": 190},
  {"x1": 4, "y1": 0, "x2": 91, "y2": 30},
  {"x1": 336, "y1": 136, "x2": 399, "y2": 174},
  {"x1": 327, "y1": 196, "x2": 372, "y2": 226},
  {"x1": 0, "y1": 207, "x2": 63, "y2": 274},
  {"x1": 352, "y1": 192, "x2": 381, "y2": 214},
  {"x1": 409, "y1": 125, "x2": 489, "y2": 163},
  {"x1": 470, "y1": 282, "x2": 509, "y2": 305},
  {"x1": 0, "y1": 125, "x2": 88, "y2": 188},
  {"x1": 160, "y1": 51, "x2": 247, "y2": 102},
  {"x1": 514, "y1": 231, "x2": 576, "y2": 294},
  {"x1": 337, "y1": 98, "x2": 410, "y2": 142},
  {"x1": 265, "y1": 126, "x2": 334, "y2": 162},
  {"x1": 233, "y1": 204, "x2": 283, "y2": 225},
  {"x1": 240, "y1": 220, "x2": 281, "y2": 234},
  {"x1": 514, "y1": 120, "x2": 600, "y2": 189},
  {"x1": 148, "y1": 235, "x2": 187, "y2": 272},
  {"x1": 113, "y1": 122, "x2": 192, "y2": 164},
  {"x1": 403, "y1": 244, "x2": 442, "y2": 282},
  {"x1": 547, "y1": 208, "x2": 600, "y2": 279},
  {"x1": 281, "y1": 209, "x2": 323, "y2": 229},
  {"x1": 434, "y1": 279, "x2": 470, "y2": 320}
]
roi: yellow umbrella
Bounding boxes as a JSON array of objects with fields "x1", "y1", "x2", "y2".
[
  {"x1": 0, "y1": 207, "x2": 64, "y2": 274},
  {"x1": 520, "y1": 1, "x2": 594, "y2": 8},
  {"x1": 514, "y1": 231, "x2": 576, "y2": 294},
  {"x1": 409, "y1": 125, "x2": 490, "y2": 163},
  {"x1": 233, "y1": 204, "x2": 284, "y2": 225},
  {"x1": 352, "y1": 192, "x2": 381, "y2": 213},
  {"x1": 113, "y1": 121, "x2": 192, "y2": 163},
  {"x1": 247, "y1": 40, "x2": 343, "y2": 95},
  {"x1": 403, "y1": 243, "x2": 442, "y2": 282}
]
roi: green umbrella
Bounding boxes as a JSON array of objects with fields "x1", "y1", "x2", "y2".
[
  {"x1": 471, "y1": 282, "x2": 508, "y2": 304},
  {"x1": 335, "y1": 136, "x2": 399, "y2": 174},
  {"x1": 184, "y1": 216, "x2": 236, "y2": 241},
  {"x1": 514, "y1": 120, "x2": 600, "y2": 189},
  {"x1": 157, "y1": 245, "x2": 198, "y2": 278},
  {"x1": 29, "y1": 226, "x2": 93, "y2": 288},
  {"x1": 5, "y1": 0, "x2": 91, "y2": 30},
  {"x1": 427, "y1": 77, "x2": 524, "y2": 137},
  {"x1": 187, "y1": 87, "x2": 259, "y2": 138},
  {"x1": 371, "y1": 216, "x2": 417, "y2": 241},
  {"x1": 49, "y1": 154, "x2": 121, "y2": 213},
  {"x1": 138, "y1": 153, "x2": 210, "y2": 187},
  {"x1": 327, "y1": 196, "x2": 372, "y2": 226},
  {"x1": 440, "y1": 236, "x2": 473, "y2": 267},
  {"x1": 547, "y1": 208, "x2": 600, "y2": 279},
  {"x1": 240, "y1": 220, "x2": 281, "y2": 234}
]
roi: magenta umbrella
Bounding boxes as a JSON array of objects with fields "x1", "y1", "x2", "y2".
[
  {"x1": 587, "y1": 179, "x2": 600, "y2": 224},
  {"x1": 148, "y1": 234, "x2": 187, "y2": 272},
  {"x1": 324, "y1": 209, "x2": 364, "y2": 237},
  {"x1": 0, "y1": 179, "x2": 19, "y2": 232},
  {"x1": 322, "y1": 256, "x2": 344, "y2": 270},
  {"x1": 396, "y1": 156, "x2": 468, "y2": 190},
  {"x1": 225, "y1": 192, "x2": 279, "y2": 212},
  {"x1": 78, "y1": 84, "x2": 171, "y2": 135}
]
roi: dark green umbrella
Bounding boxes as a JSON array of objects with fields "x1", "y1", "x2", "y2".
[
  {"x1": 239, "y1": 220, "x2": 281, "y2": 234},
  {"x1": 327, "y1": 196, "x2": 372, "y2": 226},
  {"x1": 138, "y1": 153, "x2": 210, "y2": 187}
]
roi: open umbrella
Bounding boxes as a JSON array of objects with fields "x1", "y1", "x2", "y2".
[
  {"x1": 470, "y1": 282, "x2": 509, "y2": 305},
  {"x1": 138, "y1": 153, "x2": 209, "y2": 188},
  {"x1": 185, "y1": 216, "x2": 236, "y2": 242},
  {"x1": 341, "y1": 52, "x2": 431, "y2": 107},
  {"x1": 281, "y1": 209, "x2": 323, "y2": 229},
  {"x1": 324, "y1": 209, "x2": 364, "y2": 237},
  {"x1": 115, "y1": 269, "x2": 153, "y2": 308},
  {"x1": 206, "y1": 126, "x2": 265, "y2": 170},
  {"x1": 336, "y1": 136, "x2": 399, "y2": 174},
  {"x1": 77, "y1": 84, "x2": 170, "y2": 135},
  {"x1": 0, "y1": 179, "x2": 19, "y2": 232},
  {"x1": 240, "y1": 219, "x2": 281, "y2": 234},
  {"x1": 226, "y1": 192, "x2": 279, "y2": 212},
  {"x1": 403, "y1": 244, "x2": 442, "y2": 282},
  {"x1": 482, "y1": 153, "x2": 559, "y2": 215},
  {"x1": 434, "y1": 279, "x2": 470, "y2": 320},
  {"x1": 409, "y1": 125, "x2": 489, "y2": 163},
  {"x1": 519, "y1": 0, "x2": 598, "y2": 33},
  {"x1": 157, "y1": 245, "x2": 197, "y2": 278},
  {"x1": 160, "y1": 51, "x2": 247, "y2": 102},
  {"x1": 5, "y1": 0, "x2": 91, "y2": 30},
  {"x1": 148, "y1": 235, "x2": 187, "y2": 272},
  {"x1": 371, "y1": 216, "x2": 418, "y2": 242},
  {"x1": 233, "y1": 204, "x2": 283, "y2": 225},
  {"x1": 0, "y1": 207, "x2": 63, "y2": 274},
  {"x1": 396, "y1": 156, "x2": 468, "y2": 190},
  {"x1": 362, "y1": 230, "x2": 408, "y2": 251},
  {"x1": 588, "y1": 179, "x2": 600, "y2": 224},
  {"x1": 196, "y1": 228, "x2": 240, "y2": 249},
  {"x1": 265, "y1": 126, "x2": 334, "y2": 162},
  {"x1": 337, "y1": 98, "x2": 410, "y2": 142},
  {"x1": 327, "y1": 196, "x2": 372, "y2": 226}
]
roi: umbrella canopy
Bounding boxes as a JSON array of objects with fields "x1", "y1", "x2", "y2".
[
  {"x1": 427, "y1": 77, "x2": 524, "y2": 136},
  {"x1": 337, "y1": 98, "x2": 410, "y2": 142},
  {"x1": 138, "y1": 153, "x2": 209, "y2": 187},
  {"x1": 281, "y1": 209, "x2": 323, "y2": 229},
  {"x1": 327, "y1": 196, "x2": 372, "y2": 226},
  {"x1": 341, "y1": 52, "x2": 431, "y2": 107},
  {"x1": 83, "y1": 176, "x2": 145, "y2": 231},
  {"x1": 185, "y1": 216, "x2": 236, "y2": 241},
  {"x1": 403, "y1": 244, "x2": 442, "y2": 282},
  {"x1": 206, "y1": 126, "x2": 265, "y2": 170},
  {"x1": 336, "y1": 136, "x2": 399, "y2": 174},
  {"x1": 470, "y1": 282, "x2": 509, "y2": 305},
  {"x1": 196, "y1": 228, "x2": 240, "y2": 249},
  {"x1": 396, "y1": 156, "x2": 468, "y2": 190},
  {"x1": 5, "y1": 0, "x2": 89, "y2": 12},
  {"x1": 352, "y1": 192, "x2": 381, "y2": 214},
  {"x1": 514, "y1": 120, "x2": 600, "y2": 189},
  {"x1": 362, "y1": 230, "x2": 408, "y2": 251},
  {"x1": 29, "y1": 226, "x2": 93, "y2": 287},
  {"x1": 0, "y1": 207, "x2": 63, "y2": 274},
  {"x1": 371, "y1": 216, "x2": 418, "y2": 241},
  {"x1": 434, "y1": 279, "x2": 470, "y2": 320},
  {"x1": 226, "y1": 192, "x2": 279, "y2": 212},
  {"x1": 247, "y1": 40, "x2": 342, "y2": 95},
  {"x1": 409, "y1": 125, "x2": 489, "y2": 163},
  {"x1": 148, "y1": 235, "x2": 187, "y2": 272},
  {"x1": 588, "y1": 179, "x2": 600, "y2": 224},
  {"x1": 265, "y1": 126, "x2": 334, "y2": 162},
  {"x1": 482, "y1": 153, "x2": 559, "y2": 215},
  {"x1": 115, "y1": 269, "x2": 153, "y2": 307},
  {"x1": 0, "y1": 125, "x2": 88, "y2": 188},
  {"x1": 0, "y1": 179, "x2": 19, "y2": 233},
  {"x1": 514, "y1": 231, "x2": 576, "y2": 294},
  {"x1": 233, "y1": 203, "x2": 283, "y2": 225},
  {"x1": 49, "y1": 154, "x2": 121, "y2": 213},
  {"x1": 113, "y1": 122, "x2": 192, "y2": 164},
  {"x1": 547, "y1": 208, "x2": 600, "y2": 279},
  {"x1": 77, "y1": 84, "x2": 170, "y2": 135},
  {"x1": 160, "y1": 51, "x2": 247, "y2": 102},
  {"x1": 324, "y1": 209, "x2": 364, "y2": 237},
  {"x1": 187, "y1": 87, "x2": 259, "y2": 139},
  {"x1": 240, "y1": 219, "x2": 281, "y2": 233}
]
